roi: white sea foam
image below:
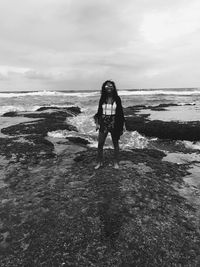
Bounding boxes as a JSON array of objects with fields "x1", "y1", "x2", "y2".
[
  {"x1": 120, "y1": 131, "x2": 148, "y2": 149},
  {"x1": 1, "y1": 89, "x2": 200, "y2": 98},
  {"x1": 47, "y1": 129, "x2": 95, "y2": 144},
  {"x1": 0, "y1": 104, "x2": 77, "y2": 116},
  {"x1": 118, "y1": 89, "x2": 200, "y2": 96},
  {"x1": 0, "y1": 105, "x2": 41, "y2": 115},
  {"x1": 179, "y1": 102, "x2": 196, "y2": 106},
  {"x1": 48, "y1": 108, "x2": 148, "y2": 150},
  {"x1": 47, "y1": 109, "x2": 98, "y2": 147},
  {"x1": 182, "y1": 141, "x2": 200, "y2": 150},
  {"x1": 163, "y1": 152, "x2": 200, "y2": 164},
  {"x1": 66, "y1": 112, "x2": 95, "y2": 134},
  {"x1": 66, "y1": 112, "x2": 148, "y2": 147},
  {"x1": 0, "y1": 90, "x2": 99, "y2": 98},
  {"x1": 66, "y1": 110, "x2": 149, "y2": 149},
  {"x1": 48, "y1": 128, "x2": 148, "y2": 150}
]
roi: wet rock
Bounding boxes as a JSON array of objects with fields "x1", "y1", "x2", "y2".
[
  {"x1": 1, "y1": 105, "x2": 200, "y2": 266},
  {"x1": 2, "y1": 111, "x2": 18, "y2": 117},
  {"x1": 124, "y1": 104, "x2": 200, "y2": 141},
  {"x1": 66, "y1": 137, "x2": 90, "y2": 145},
  {"x1": 126, "y1": 119, "x2": 200, "y2": 141},
  {"x1": 149, "y1": 106, "x2": 166, "y2": 111},
  {"x1": 124, "y1": 103, "x2": 182, "y2": 115},
  {"x1": 36, "y1": 106, "x2": 81, "y2": 114},
  {"x1": 1, "y1": 108, "x2": 79, "y2": 137},
  {"x1": 1, "y1": 119, "x2": 76, "y2": 136},
  {"x1": 36, "y1": 106, "x2": 62, "y2": 111},
  {"x1": 0, "y1": 107, "x2": 80, "y2": 161},
  {"x1": 0, "y1": 135, "x2": 54, "y2": 160},
  {"x1": 0, "y1": 147, "x2": 200, "y2": 266}
]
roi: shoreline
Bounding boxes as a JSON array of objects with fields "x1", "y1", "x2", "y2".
[{"x1": 1, "y1": 106, "x2": 200, "y2": 265}]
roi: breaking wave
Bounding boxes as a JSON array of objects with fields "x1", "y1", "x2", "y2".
[
  {"x1": 0, "y1": 105, "x2": 40, "y2": 115},
  {"x1": 0, "y1": 104, "x2": 75, "y2": 115},
  {"x1": 1, "y1": 88, "x2": 200, "y2": 99},
  {"x1": 48, "y1": 111, "x2": 148, "y2": 150},
  {"x1": 0, "y1": 90, "x2": 99, "y2": 98}
]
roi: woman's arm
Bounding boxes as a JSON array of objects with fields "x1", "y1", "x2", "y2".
[{"x1": 94, "y1": 99, "x2": 102, "y2": 130}]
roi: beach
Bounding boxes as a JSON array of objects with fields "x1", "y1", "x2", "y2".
[{"x1": 1, "y1": 89, "x2": 200, "y2": 265}]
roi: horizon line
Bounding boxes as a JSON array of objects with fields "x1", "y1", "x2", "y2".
[{"x1": 0, "y1": 87, "x2": 200, "y2": 93}]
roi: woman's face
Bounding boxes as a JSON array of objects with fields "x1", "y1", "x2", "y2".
[{"x1": 105, "y1": 82, "x2": 114, "y2": 94}]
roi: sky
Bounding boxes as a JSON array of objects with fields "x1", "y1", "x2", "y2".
[{"x1": 0, "y1": 0, "x2": 200, "y2": 91}]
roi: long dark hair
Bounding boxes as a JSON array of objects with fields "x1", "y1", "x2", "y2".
[{"x1": 100, "y1": 80, "x2": 119, "y2": 103}]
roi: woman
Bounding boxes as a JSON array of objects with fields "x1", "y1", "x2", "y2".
[{"x1": 94, "y1": 80, "x2": 125, "y2": 169}]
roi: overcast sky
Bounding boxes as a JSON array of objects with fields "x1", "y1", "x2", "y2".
[{"x1": 0, "y1": 0, "x2": 200, "y2": 91}]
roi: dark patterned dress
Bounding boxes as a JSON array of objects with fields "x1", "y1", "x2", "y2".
[
  {"x1": 100, "y1": 115, "x2": 115, "y2": 133},
  {"x1": 94, "y1": 96, "x2": 125, "y2": 140}
]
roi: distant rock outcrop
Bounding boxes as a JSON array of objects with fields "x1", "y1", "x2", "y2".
[{"x1": 124, "y1": 103, "x2": 200, "y2": 141}]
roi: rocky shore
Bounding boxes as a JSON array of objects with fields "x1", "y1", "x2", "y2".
[
  {"x1": 0, "y1": 106, "x2": 200, "y2": 266},
  {"x1": 124, "y1": 103, "x2": 200, "y2": 141}
]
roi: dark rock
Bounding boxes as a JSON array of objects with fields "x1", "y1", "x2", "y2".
[
  {"x1": 66, "y1": 137, "x2": 90, "y2": 145},
  {"x1": 1, "y1": 119, "x2": 77, "y2": 136},
  {"x1": 2, "y1": 111, "x2": 18, "y2": 117},
  {"x1": 149, "y1": 106, "x2": 167, "y2": 111},
  {"x1": 36, "y1": 106, "x2": 81, "y2": 115},
  {"x1": 1, "y1": 107, "x2": 79, "y2": 136},
  {"x1": 0, "y1": 147, "x2": 200, "y2": 266},
  {"x1": 126, "y1": 119, "x2": 200, "y2": 141},
  {"x1": 36, "y1": 106, "x2": 61, "y2": 111},
  {"x1": 2, "y1": 106, "x2": 81, "y2": 119},
  {"x1": 124, "y1": 105, "x2": 200, "y2": 141},
  {"x1": 66, "y1": 106, "x2": 81, "y2": 114},
  {"x1": 147, "y1": 103, "x2": 180, "y2": 111},
  {"x1": 1, "y1": 105, "x2": 200, "y2": 266},
  {"x1": 0, "y1": 135, "x2": 55, "y2": 160},
  {"x1": 123, "y1": 105, "x2": 145, "y2": 116},
  {"x1": 154, "y1": 103, "x2": 178, "y2": 108},
  {"x1": 124, "y1": 103, "x2": 195, "y2": 115},
  {"x1": 0, "y1": 106, "x2": 80, "y2": 162}
]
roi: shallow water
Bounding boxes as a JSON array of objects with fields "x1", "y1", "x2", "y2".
[
  {"x1": 183, "y1": 164, "x2": 200, "y2": 188},
  {"x1": 163, "y1": 152, "x2": 200, "y2": 208},
  {"x1": 163, "y1": 152, "x2": 200, "y2": 164},
  {"x1": 138, "y1": 105, "x2": 200, "y2": 121}
]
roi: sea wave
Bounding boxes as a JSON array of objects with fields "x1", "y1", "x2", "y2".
[
  {"x1": 118, "y1": 89, "x2": 200, "y2": 96},
  {"x1": 48, "y1": 106, "x2": 149, "y2": 150},
  {"x1": 182, "y1": 141, "x2": 200, "y2": 150},
  {"x1": 0, "y1": 104, "x2": 75, "y2": 115},
  {"x1": 48, "y1": 129, "x2": 148, "y2": 149},
  {"x1": 1, "y1": 88, "x2": 200, "y2": 98},
  {"x1": 0, "y1": 90, "x2": 99, "y2": 98},
  {"x1": 0, "y1": 105, "x2": 41, "y2": 115}
]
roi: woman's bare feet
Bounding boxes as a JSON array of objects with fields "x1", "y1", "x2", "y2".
[
  {"x1": 114, "y1": 162, "x2": 119, "y2": 169},
  {"x1": 94, "y1": 162, "x2": 103, "y2": 170}
]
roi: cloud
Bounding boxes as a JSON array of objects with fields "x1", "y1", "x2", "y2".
[
  {"x1": 0, "y1": 0, "x2": 200, "y2": 90},
  {"x1": 140, "y1": 1, "x2": 200, "y2": 45}
]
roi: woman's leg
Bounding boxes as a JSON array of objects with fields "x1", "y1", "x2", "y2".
[
  {"x1": 95, "y1": 131, "x2": 108, "y2": 169},
  {"x1": 111, "y1": 132, "x2": 119, "y2": 169}
]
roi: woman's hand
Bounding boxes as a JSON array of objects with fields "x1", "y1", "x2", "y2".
[
  {"x1": 123, "y1": 124, "x2": 126, "y2": 132},
  {"x1": 96, "y1": 123, "x2": 100, "y2": 131}
]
